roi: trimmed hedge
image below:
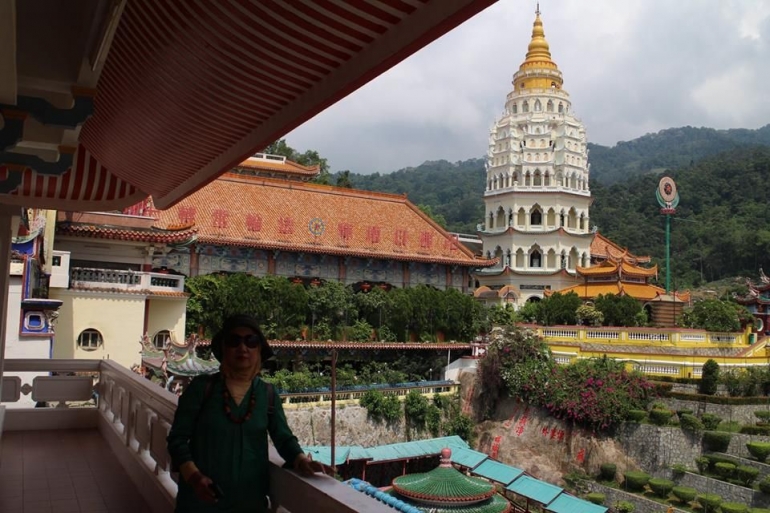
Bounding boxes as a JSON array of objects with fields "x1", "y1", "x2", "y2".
[
  {"x1": 666, "y1": 391, "x2": 770, "y2": 405},
  {"x1": 759, "y1": 478, "x2": 770, "y2": 495},
  {"x1": 649, "y1": 408, "x2": 674, "y2": 426},
  {"x1": 735, "y1": 465, "x2": 760, "y2": 487},
  {"x1": 696, "y1": 456, "x2": 710, "y2": 474},
  {"x1": 741, "y1": 425, "x2": 770, "y2": 436},
  {"x1": 714, "y1": 462, "x2": 736, "y2": 480},
  {"x1": 672, "y1": 486, "x2": 698, "y2": 504},
  {"x1": 701, "y1": 413, "x2": 722, "y2": 430},
  {"x1": 705, "y1": 454, "x2": 738, "y2": 469},
  {"x1": 648, "y1": 478, "x2": 674, "y2": 498},
  {"x1": 696, "y1": 493, "x2": 722, "y2": 513},
  {"x1": 677, "y1": 409, "x2": 694, "y2": 419},
  {"x1": 680, "y1": 413, "x2": 704, "y2": 432},
  {"x1": 585, "y1": 493, "x2": 605, "y2": 505},
  {"x1": 614, "y1": 500, "x2": 635, "y2": 513},
  {"x1": 599, "y1": 463, "x2": 616, "y2": 481},
  {"x1": 750, "y1": 509, "x2": 770, "y2": 513},
  {"x1": 755, "y1": 411, "x2": 770, "y2": 421},
  {"x1": 748, "y1": 442, "x2": 770, "y2": 463},
  {"x1": 623, "y1": 471, "x2": 650, "y2": 492},
  {"x1": 626, "y1": 409, "x2": 647, "y2": 422},
  {"x1": 703, "y1": 431, "x2": 733, "y2": 452},
  {"x1": 720, "y1": 503, "x2": 749, "y2": 513}
]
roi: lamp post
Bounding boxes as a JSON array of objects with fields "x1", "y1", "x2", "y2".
[{"x1": 656, "y1": 177, "x2": 679, "y2": 294}]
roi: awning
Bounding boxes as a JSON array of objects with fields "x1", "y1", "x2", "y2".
[
  {"x1": 545, "y1": 493, "x2": 608, "y2": 513},
  {"x1": 474, "y1": 459, "x2": 524, "y2": 486},
  {"x1": 1, "y1": 0, "x2": 498, "y2": 211},
  {"x1": 506, "y1": 475, "x2": 563, "y2": 505}
]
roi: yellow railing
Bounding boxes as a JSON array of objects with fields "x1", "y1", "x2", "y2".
[{"x1": 529, "y1": 325, "x2": 751, "y2": 347}]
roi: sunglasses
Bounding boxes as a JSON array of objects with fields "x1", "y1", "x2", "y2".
[{"x1": 224, "y1": 333, "x2": 262, "y2": 349}]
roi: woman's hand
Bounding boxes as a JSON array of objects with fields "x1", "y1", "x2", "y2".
[
  {"x1": 188, "y1": 471, "x2": 218, "y2": 503},
  {"x1": 293, "y1": 454, "x2": 328, "y2": 477}
]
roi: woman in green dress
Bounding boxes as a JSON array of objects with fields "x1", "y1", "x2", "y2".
[{"x1": 167, "y1": 314, "x2": 323, "y2": 512}]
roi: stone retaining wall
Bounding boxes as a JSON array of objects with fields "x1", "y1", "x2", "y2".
[
  {"x1": 667, "y1": 470, "x2": 770, "y2": 509},
  {"x1": 618, "y1": 423, "x2": 702, "y2": 470},
  {"x1": 706, "y1": 452, "x2": 770, "y2": 481},
  {"x1": 662, "y1": 397, "x2": 770, "y2": 426},
  {"x1": 727, "y1": 432, "x2": 770, "y2": 460},
  {"x1": 585, "y1": 482, "x2": 686, "y2": 513}
]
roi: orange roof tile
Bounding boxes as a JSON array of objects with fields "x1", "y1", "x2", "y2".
[
  {"x1": 57, "y1": 223, "x2": 197, "y2": 244},
  {"x1": 621, "y1": 262, "x2": 658, "y2": 278},
  {"x1": 153, "y1": 174, "x2": 492, "y2": 267},
  {"x1": 577, "y1": 261, "x2": 619, "y2": 276},
  {"x1": 234, "y1": 154, "x2": 319, "y2": 177},
  {"x1": 591, "y1": 233, "x2": 651, "y2": 264}
]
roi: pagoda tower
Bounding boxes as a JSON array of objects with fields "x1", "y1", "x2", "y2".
[{"x1": 475, "y1": 6, "x2": 593, "y2": 305}]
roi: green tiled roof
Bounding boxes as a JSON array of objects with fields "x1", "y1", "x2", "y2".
[
  {"x1": 393, "y1": 465, "x2": 494, "y2": 503},
  {"x1": 546, "y1": 493, "x2": 608, "y2": 513},
  {"x1": 421, "y1": 494, "x2": 511, "y2": 513},
  {"x1": 473, "y1": 459, "x2": 523, "y2": 486},
  {"x1": 450, "y1": 447, "x2": 489, "y2": 470},
  {"x1": 365, "y1": 436, "x2": 468, "y2": 463},
  {"x1": 304, "y1": 446, "x2": 351, "y2": 466},
  {"x1": 506, "y1": 475, "x2": 562, "y2": 505}
]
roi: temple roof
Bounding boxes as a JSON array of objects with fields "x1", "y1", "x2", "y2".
[
  {"x1": 151, "y1": 174, "x2": 492, "y2": 267},
  {"x1": 590, "y1": 233, "x2": 651, "y2": 264},
  {"x1": 233, "y1": 154, "x2": 320, "y2": 181},
  {"x1": 392, "y1": 449, "x2": 496, "y2": 506},
  {"x1": 552, "y1": 281, "x2": 690, "y2": 302},
  {"x1": 576, "y1": 261, "x2": 658, "y2": 279}
]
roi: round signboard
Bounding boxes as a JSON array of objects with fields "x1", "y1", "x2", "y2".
[
  {"x1": 658, "y1": 177, "x2": 677, "y2": 203},
  {"x1": 308, "y1": 217, "x2": 325, "y2": 237}
]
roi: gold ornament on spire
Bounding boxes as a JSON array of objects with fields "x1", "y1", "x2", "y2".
[{"x1": 521, "y1": 5, "x2": 556, "y2": 70}]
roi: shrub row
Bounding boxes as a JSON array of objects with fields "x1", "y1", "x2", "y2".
[
  {"x1": 748, "y1": 442, "x2": 770, "y2": 462},
  {"x1": 666, "y1": 391, "x2": 770, "y2": 405},
  {"x1": 741, "y1": 425, "x2": 770, "y2": 436},
  {"x1": 703, "y1": 431, "x2": 733, "y2": 452}
]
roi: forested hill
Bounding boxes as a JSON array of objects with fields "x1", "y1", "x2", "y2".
[
  {"x1": 349, "y1": 158, "x2": 485, "y2": 234},
  {"x1": 588, "y1": 124, "x2": 770, "y2": 185},
  {"x1": 590, "y1": 146, "x2": 770, "y2": 288}
]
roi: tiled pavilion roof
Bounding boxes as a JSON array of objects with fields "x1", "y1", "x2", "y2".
[
  {"x1": 151, "y1": 173, "x2": 492, "y2": 267},
  {"x1": 233, "y1": 154, "x2": 320, "y2": 180},
  {"x1": 590, "y1": 233, "x2": 651, "y2": 264},
  {"x1": 392, "y1": 449, "x2": 496, "y2": 506}
]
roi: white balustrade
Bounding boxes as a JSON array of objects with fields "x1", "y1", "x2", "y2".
[
  {"x1": 1, "y1": 359, "x2": 394, "y2": 513},
  {"x1": 69, "y1": 267, "x2": 185, "y2": 292}
]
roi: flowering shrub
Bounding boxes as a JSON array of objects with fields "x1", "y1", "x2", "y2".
[{"x1": 476, "y1": 328, "x2": 654, "y2": 431}]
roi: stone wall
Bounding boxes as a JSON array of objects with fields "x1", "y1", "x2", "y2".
[
  {"x1": 727, "y1": 432, "x2": 770, "y2": 460},
  {"x1": 617, "y1": 423, "x2": 702, "y2": 470},
  {"x1": 585, "y1": 482, "x2": 686, "y2": 513},
  {"x1": 665, "y1": 470, "x2": 770, "y2": 509},
  {"x1": 284, "y1": 404, "x2": 423, "y2": 447},
  {"x1": 662, "y1": 397, "x2": 770, "y2": 426}
]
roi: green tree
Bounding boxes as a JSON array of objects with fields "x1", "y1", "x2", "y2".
[
  {"x1": 537, "y1": 292, "x2": 581, "y2": 326},
  {"x1": 700, "y1": 359, "x2": 720, "y2": 395},
  {"x1": 594, "y1": 294, "x2": 642, "y2": 327},
  {"x1": 417, "y1": 204, "x2": 448, "y2": 229},
  {"x1": 681, "y1": 299, "x2": 747, "y2": 332}
]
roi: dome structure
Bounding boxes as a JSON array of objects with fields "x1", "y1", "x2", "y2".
[{"x1": 390, "y1": 448, "x2": 511, "y2": 513}]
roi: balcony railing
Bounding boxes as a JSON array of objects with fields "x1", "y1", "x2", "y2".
[
  {"x1": 70, "y1": 267, "x2": 185, "y2": 293},
  {"x1": 1, "y1": 359, "x2": 393, "y2": 513}
]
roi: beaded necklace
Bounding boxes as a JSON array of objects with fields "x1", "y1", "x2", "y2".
[{"x1": 222, "y1": 381, "x2": 256, "y2": 424}]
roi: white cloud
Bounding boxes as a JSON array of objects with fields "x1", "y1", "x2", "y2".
[{"x1": 286, "y1": 0, "x2": 770, "y2": 173}]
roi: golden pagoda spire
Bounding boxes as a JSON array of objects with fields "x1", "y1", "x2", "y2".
[{"x1": 521, "y1": 4, "x2": 556, "y2": 70}]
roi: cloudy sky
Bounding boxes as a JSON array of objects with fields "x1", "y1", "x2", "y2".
[{"x1": 286, "y1": 0, "x2": 770, "y2": 174}]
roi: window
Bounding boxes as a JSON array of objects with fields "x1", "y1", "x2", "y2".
[
  {"x1": 153, "y1": 330, "x2": 172, "y2": 349},
  {"x1": 77, "y1": 329, "x2": 103, "y2": 351},
  {"x1": 531, "y1": 209, "x2": 542, "y2": 225},
  {"x1": 24, "y1": 312, "x2": 45, "y2": 332},
  {"x1": 52, "y1": 255, "x2": 62, "y2": 267},
  {"x1": 529, "y1": 250, "x2": 542, "y2": 268}
]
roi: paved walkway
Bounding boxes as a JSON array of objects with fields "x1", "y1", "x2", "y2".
[{"x1": 0, "y1": 429, "x2": 152, "y2": 513}]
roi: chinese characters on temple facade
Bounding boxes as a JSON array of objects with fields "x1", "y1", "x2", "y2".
[
  {"x1": 338, "y1": 222, "x2": 353, "y2": 242},
  {"x1": 278, "y1": 216, "x2": 294, "y2": 234},
  {"x1": 366, "y1": 226, "x2": 381, "y2": 244},
  {"x1": 212, "y1": 209, "x2": 228, "y2": 229}
]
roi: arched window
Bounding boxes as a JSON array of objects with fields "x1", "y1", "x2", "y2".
[
  {"x1": 530, "y1": 209, "x2": 542, "y2": 225},
  {"x1": 534, "y1": 100, "x2": 542, "y2": 112},
  {"x1": 153, "y1": 330, "x2": 172, "y2": 349},
  {"x1": 558, "y1": 103, "x2": 564, "y2": 114},
  {"x1": 78, "y1": 329, "x2": 103, "y2": 351},
  {"x1": 529, "y1": 250, "x2": 542, "y2": 268},
  {"x1": 512, "y1": 104, "x2": 518, "y2": 114},
  {"x1": 546, "y1": 100, "x2": 554, "y2": 112},
  {"x1": 523, "y1": 101, "x2": 529, "y2": 113},
  {"x1": 533, "y1": 170, "x2": 542, "y2": 186},
  {"x1": 550, "y1": 81, "x2": 557, "y2": 88}
]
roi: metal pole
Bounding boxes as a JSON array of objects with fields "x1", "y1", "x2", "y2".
[
  {"x1": 0, "y1": 207, "x2": 16, "y2": 414},
  {"x1": 330, "y1": 348, "x2": 338, "y2": 476},
  {"x1": 665, "y1": 213, "x2": 671, "y2": 294}
]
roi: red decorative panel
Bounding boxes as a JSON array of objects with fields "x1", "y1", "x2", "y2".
[
  {"x1": 394, "y1": 229, "x2": 408, "y2": 247},
  {"x1": 278, "y1": 216, "x2": 294, "y2": 234},
  {"x1": 212, "y1": 209, "x2": 228, "y2": 228},
  {"x1": 178, "y1": 206, "x2": 197, "y2": 224},
  {"x1": 419, "y1": 231, "x2": 433, "y2": 249},
  {"x1": 338, "y1": 222, "x2": 353, "y2": 242},
  {"x1": 366, "y1": 226, "x2": 381, "y2": 244},
  {"x1": 246, "y1": 214, "x2": 262, "y2": 232}
]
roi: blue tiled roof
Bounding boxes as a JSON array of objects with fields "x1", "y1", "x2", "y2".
[
  {"x1": 473, "y1": 459, "x2": 523, "y2": 486},
  {"x1": 450, "y1": 447, "x2": 489, "y2": 470},
  {"x1": 546, "y1": 493, "x2": 608, "y2": 513},
  {"x1": 506, "y1": 475, "x2": 563, "y2": 505},
  {"x1": 364, "y1": 436, "x2": 468, "y2": 463}
]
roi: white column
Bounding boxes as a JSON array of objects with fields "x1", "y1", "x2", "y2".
[{"x1": 0, "y1": 206, "x2": 17, "y2": 434}]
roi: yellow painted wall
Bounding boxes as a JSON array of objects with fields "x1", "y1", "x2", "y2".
[
  {"x1": 147, "y1": 298, "x2": 187, "y2": 345},
  {"x1": 50, "y1": 291, "x2": 146, "y2": 369}
]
